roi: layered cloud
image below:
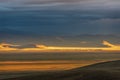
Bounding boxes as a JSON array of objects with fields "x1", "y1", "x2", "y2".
[
  {"x1": 0, "y1": 0, "x2": 120, "y2": 10},
  {"x1": 0, "y1": 41, "x2": 120, "y2": 52},
  {"x1": 0, "y1": 11, "x2": 120, "y2": 35},
  {"x1": 0, "y1": 0, "x2": 120, "y2": 41}
]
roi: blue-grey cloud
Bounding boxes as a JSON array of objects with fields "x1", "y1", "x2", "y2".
[
  {"x1": 0, "y1": 10, "x2": 120, "y2": 36},
  {"x1": 0, "y1": 0, "x2": 120, "y2": 10},
  {"x1": 0, "y1": 0, "x2": 120, "y2": 37}
]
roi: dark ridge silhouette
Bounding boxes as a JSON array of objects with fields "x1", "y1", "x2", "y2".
[{"x1": 2, "y1": 60, "x2": 120, "y2": 80}]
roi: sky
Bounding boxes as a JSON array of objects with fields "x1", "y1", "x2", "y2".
[
  {"x1": 0, "y1": 1, "x2": 120, "y2": 73},
  {"x1": 0, "y1": 0, "x2": 120, "y2": 46}
]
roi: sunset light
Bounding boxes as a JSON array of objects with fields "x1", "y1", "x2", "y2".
[
  {"x1": 0, "y1": 41, "x2": 120, "y2": 53},
  {"x1": 0, "y1": 0, "x2": 120, "y2": 79}
]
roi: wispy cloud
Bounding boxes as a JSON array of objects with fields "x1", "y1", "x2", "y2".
[
  {"x1": 103, "y1": 41, "x2": 116, "y2": 47},
  {"x1": 0, "y1": 43, "x2": 19, "y2": 51},
  {"x1": 0, "y1": 0, "x2": 120, "y2": 10}
]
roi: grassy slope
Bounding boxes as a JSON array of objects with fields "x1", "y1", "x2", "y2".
[{"x1": 2, "y1": 60, "x2": 120, "y2": 80}]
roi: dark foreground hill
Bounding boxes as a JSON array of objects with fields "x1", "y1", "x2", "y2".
[{"x1": 3, "y1": 60, "x2": 120, "y2": 80}]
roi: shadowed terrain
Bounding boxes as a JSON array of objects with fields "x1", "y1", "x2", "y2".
[{"x1": 2, "y1": 60, "x2": 120, "y2": 80}]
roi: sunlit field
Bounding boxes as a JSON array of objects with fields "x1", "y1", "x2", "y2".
[
  {"x1": 0, "y1": 60, "x2": 99, "y2": 72},
  {"x1": 0, "y1": 0, "x2": 120, "y2": 80},
  {"x1": 0, "y1": 52, "x2": 120, "y2": 72}
]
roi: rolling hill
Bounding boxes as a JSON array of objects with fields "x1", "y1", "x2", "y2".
[{"x1": 2, "y1": 60, "x2": 120, "y2": 80}]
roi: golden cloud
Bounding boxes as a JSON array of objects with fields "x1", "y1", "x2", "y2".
[
  {"x1": 0, "y1": 43, "x2": 19, "y2": 51},
  {"x1": 0, "y1": 41, "x2": 120, "y2": 52}
]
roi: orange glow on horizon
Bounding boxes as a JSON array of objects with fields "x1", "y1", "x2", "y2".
[
  {"x1": 0, "y1": 41, "x2": 120, "y2": 52},
  {"x1": 0, "y1": 43, "x2": 19, "y2": 51}
]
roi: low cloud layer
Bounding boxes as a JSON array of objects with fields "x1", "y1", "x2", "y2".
[{"x1": 0, "y1": 41, "x2": 120, "y2": 52}]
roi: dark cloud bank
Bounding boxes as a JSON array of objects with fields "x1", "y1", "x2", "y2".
[{"x1": 0, "y1": 0, "x2": 120, "y2": 45}]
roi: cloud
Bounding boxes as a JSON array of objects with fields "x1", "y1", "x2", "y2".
[
  {"x1": 0, "y1": 43, "x2": 19, "y2": 51},
  {"x1": 0, "y1": 2, "x2": 12, "y2": 11},
  {"x1": 0, "y1": 41, "x2": 120, "y2": 52},
  {"x1": 0, "y1": 7, "x2": 11, "y2": 11},
  {"x1": 90, "y1": 19, "x2": 120, "y2": 24},
  {"x1": 35, "y1": 44, "x2": 48, "y2": 49},
  {"x1": 0, "y1": 0, "x2": 120, "y2": 10},
  {"x1": 0, "y1": 10, "x2": 120, "y2": 35},
  {"x1": 103, "y1": 41, "x2": 116, "y2": 47},
  {"x1": 0, "y1": 0, "x2": 120, "y2": 36}
]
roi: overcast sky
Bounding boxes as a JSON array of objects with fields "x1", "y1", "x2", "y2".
[
  {"x1": 0, "y1": 0, "x2": 120, "y2": 36},
  {"x1": 0, "y1": 0, "x2": 120, "y2": 10}
]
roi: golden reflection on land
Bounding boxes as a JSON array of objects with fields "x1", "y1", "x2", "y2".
[
  {"x1": 0, "y1": 41, "x2": 120, "y2": 52},
  {"x1": 0, "y1": 60, "x2": 106, "y2": 71}
]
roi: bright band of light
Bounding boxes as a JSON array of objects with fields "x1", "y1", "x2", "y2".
[{"x1": 0, "y1": 41, "x2": 120, "y2": 52}]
